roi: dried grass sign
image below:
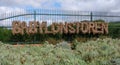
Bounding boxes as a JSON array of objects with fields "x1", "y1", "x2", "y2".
[{"x1": 12, "y1": 21, "x2": 108, "y2": 35}]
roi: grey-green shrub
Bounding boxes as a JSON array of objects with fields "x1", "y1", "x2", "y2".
[{"x1": 0, "y1": 38, "x2": 120, "y2": 65}]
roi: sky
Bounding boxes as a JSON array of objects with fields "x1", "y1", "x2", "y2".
[
  {"x1": 0, "y1": 0, "x2": 120, "y2": 26},
  {"x1": 0, "y1": 0, "x2": 120, "y2": 13}
]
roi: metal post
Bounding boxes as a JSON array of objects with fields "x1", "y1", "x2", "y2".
[
  {"x1": 34, "y1": 10, "x2": 36, "y2": 21},
  {"x1": 33, "y1": 10, "x2": 36, "y2": 43},
  {"x1": 90, "y1": 12, "x2": 93, "y2": 22}
]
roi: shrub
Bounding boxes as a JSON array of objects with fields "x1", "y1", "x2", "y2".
[{"x1": 0, "y1": 38, "x2": 120, "y2": 65}]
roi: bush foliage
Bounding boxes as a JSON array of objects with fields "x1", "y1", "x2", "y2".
[{"x1": 0, "y1": 38, "x2": 120, "y2": 65}]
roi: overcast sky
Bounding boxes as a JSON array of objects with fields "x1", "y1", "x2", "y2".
[
  {"x1": 0, "y1": 0, "x2": 120, "y2": 13},
  {"x1": 0, "y1": 0, "x2": 120, "y2": 26}
]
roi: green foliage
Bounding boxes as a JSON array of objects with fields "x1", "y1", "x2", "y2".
[
  {"x1": 93, "y1": 19, "x2": 105, "y2": 22},
  {"x1": 56, "y1": 41, "x2": 71, "y2": 49},
  {"x1": 0, "y1": 28, "x2": 12, "y2": 42},
  {"x1": 71, "y1": 40, "x2": 79, "y2": 50},
  {"x1": 108, "y1": 22, "x2": 120, "y2": 38},
  {"x1": 0, "y1": 41, "x2": 86, "y2": 65},
  {"x1": 76, "y1": 38, "x2": 120, "y2": 65},
  {"x1": 0, "y1": 38, "x2": 120, "y2": 65}
]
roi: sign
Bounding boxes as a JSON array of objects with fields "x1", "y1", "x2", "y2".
[{"x1": 12, "y1": 21, "x2": 108, "y2": 35}]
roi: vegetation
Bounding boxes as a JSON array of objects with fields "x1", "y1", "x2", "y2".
[
  {"x1": 0, "y1": 38, "x2": 120, "y2": 65},
  {"x1": 108, "y1": 22, "x2": 120, "y2": 38},
  {"x1": 0, "y1": 28, "x2": 12, "y2": 42}
]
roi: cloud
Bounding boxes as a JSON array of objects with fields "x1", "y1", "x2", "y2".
[
  {"x1": 58, "y1": 0, "x2": 118, "y2": 12},
  {"x1": 0, "y1": 6, "x2": 27, "y2": 26},
  {"x1": 0, "y1": 6, "x2": 26, "y2": 18},
  {"x1": 0, "y1": 19, "x2": 12, "y2": 26},
  {"x1": 0, "y1": 0, "x2": 120, "y2": 26},
  {"x1": 0, "y1": 0, "x2": 120, "y2": 12},
  {"x1": 0, "y1": 0, "x2": 60, "y2": 9},
  {"x1": 0, "y1": 0, "x2": 40, "y2": 7}
]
